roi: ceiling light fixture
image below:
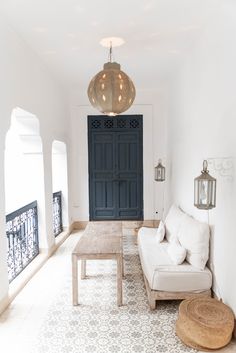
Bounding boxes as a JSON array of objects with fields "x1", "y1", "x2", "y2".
[{"x1": 87, "y1": 41, "x2": 136, "y2": 116}]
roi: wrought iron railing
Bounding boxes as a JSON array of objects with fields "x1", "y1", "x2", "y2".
[
  {"x1": 53, "y1": 191, "x2": 63, "y2": 237},
  {"x1": 6, "y1": 201, "x2": 39, "y2": 283}
]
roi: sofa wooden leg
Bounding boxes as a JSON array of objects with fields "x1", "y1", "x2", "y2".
[
  {"x1": 149, "y1": 297, "x2": 156, "y2": 310},
  {"x1": 143, "y1": 274, "x2": 157, "y2": 310}
]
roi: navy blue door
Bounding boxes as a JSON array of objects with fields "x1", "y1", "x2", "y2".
[{"x1": 88, "y1": 115, "x2": 143, "y2": 220}]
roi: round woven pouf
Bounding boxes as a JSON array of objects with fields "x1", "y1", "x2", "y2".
[{"x1": 176, "y1": 297, "x2": 234, "y2": 351}]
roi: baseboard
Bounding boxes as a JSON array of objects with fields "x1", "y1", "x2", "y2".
[
  {"x1": 212, "y1": 290, "x2": 218, "y2": 299},
  {"x1": 212, "y1": 290, "x2": 236, "y2": 339},
  {"x1": 69, "y1": 223, "x2": 74, "y2": 233},
  {"x1": 73, "y1": 221, "x2": 88, "y2": 230},
  {"x1": 122, "y1": 221, "x2": 143, "y2": 229},
  {"x1": 54, "y1": 228, "x2": 71, "y2": 250},
  {"x1": 72, "y1": 220, "x2": 161, "y2": 230},
  {"x1": 0, "y1": 294, "x2": 9, "y2": 315},
  {"x1": 142, "y1": 219, "x2": 160, "y2": 228}
]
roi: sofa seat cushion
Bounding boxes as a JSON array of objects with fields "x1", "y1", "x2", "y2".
[{"x1": 138, "y1": 230, "x2": 212, "y2": 293}]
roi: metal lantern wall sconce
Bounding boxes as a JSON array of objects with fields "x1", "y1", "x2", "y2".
[
  {"x1": 194, "y1": 160, "x2": 216, "y2": 210},
  {"x1": 87, "y1": 41, "x2": 136, "y2": 116},
  {"x1": 155, "y1": 160, "x2": 165, "y2": 182}
]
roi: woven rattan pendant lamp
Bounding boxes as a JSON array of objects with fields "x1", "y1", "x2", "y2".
[{"x1": 87, "y1": 41, "x2": 136, "y2": 116}]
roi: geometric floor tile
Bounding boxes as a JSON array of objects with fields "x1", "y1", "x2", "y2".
[
  {"x1": 1, "y1": 230, "x2": 235, "y2": 353},
  {"x1": 31, "y1": 233, "x2": 196, "y2": 353}
]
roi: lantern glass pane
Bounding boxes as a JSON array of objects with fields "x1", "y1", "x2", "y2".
[
  {"x1": 155, "y1": 164, "x2": 165, "y2": 181},
  {"x1": 199, "y1": 180, "x2": 208, "y2": 206},
  {"x1": 162, "y1": 167, "x2": 165, "y2": 181},
  {"x1": 207, "y1": 181, "x2": 213, "y2": 207},
  {"x1": 212, "y1": 180, "x2": 216, "y2": 206},
  {"x1": 194, "y1": 179, "x2": 199, "y2": 205}
]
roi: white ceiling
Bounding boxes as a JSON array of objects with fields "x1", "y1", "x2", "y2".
[{"x1": 0, "y1": 0, "x2": 220, "y2": 92}]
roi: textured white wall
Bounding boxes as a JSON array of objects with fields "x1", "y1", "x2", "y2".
[
  {"x1": 165, "y1": 3, "x2": 236, "y2": 315},
  {"x1": 0, "y1": 17, "x2": 69, "y2": 310}
]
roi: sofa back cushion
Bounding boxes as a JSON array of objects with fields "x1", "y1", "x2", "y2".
[
  {"x1": 177, "y1": 214, "x2": 210, "y2": 270},
  {"x1": 156, "y1": 220, "x2": 165, "y2": 243},
  {"x1": 164, "y1": 204, "x2": 186, "y2": 242}
]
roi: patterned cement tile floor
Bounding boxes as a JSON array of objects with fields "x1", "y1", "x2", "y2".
[{"x1": 0, "y1": 230, "x2": 235, "y2": 353}]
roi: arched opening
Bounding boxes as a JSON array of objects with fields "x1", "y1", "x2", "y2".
[
  {"x1": 52, "y1": 140, "x2": 69, "y2": 236},
  {"x1": 4, "y1": 108, "x2": 44, "y2": 282}
]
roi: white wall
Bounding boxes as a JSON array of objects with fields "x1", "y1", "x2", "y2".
[
  {"x1": 165, "y1": 3, "x2": 236, "y2": 315},
  {"x1": 5, "y1": 111, "x2": 44, "y2": 214},
  {"x1": 0, "y1": 16, "x2": 69, "y2": 310}
]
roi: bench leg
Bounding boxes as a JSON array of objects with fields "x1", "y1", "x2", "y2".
[
  {"x1": 81, "y1": 260, "x2": 86, "y2": 279},
  {"x1": 122, "y1": 255, "x2": 125, "y2": 279},
  {"x1": 72, "y1": 255, "x2": 78, "y2": 306},
  {"x1": 117, "y1": 255, "x2": 123, "y2": 306},
  {"x1": 143, "y1": 275, "x2": 156, "y2": 310}
]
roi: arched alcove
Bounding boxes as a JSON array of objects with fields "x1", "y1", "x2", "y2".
[
  {"x1": 5, "y1": 108, "x2": 43, "y2": 213},
  {"x1": 52, "y1": 140, "x2": 69, "y2": 235},
  {"x1": 4, "y1": 108, "x2": 45, "y2": 282}
]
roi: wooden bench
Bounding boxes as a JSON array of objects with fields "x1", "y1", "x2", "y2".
[{"x1": 72, "y1": 221, "x2": 124, "y2": 306}]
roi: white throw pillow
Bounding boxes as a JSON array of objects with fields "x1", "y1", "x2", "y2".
[
  {"x1": 155, "y1": 220, "x2": 165, "y2": 243},
  {"x1": 164, "y1": 204, "x2": 186, "y2": 242},
  {"x1": 167, "y1": 238, "x2": 186, "y2": 265},
  {"x1": 177, "y1": 214, "x2": 210, "y2": 270}
]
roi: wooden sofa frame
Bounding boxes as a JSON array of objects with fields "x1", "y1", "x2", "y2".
[{"x1": 143, "y1": 275, "x2": 212, "y2": 310}]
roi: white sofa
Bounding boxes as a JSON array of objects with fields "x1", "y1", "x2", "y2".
[{"x1": 138, "y1": 205, "x2": 212, "y2": 309}]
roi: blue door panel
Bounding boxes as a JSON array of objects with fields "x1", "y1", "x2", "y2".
[
  {"x1": 119, "y1": 210, "x2": 138, "y2": 217},
  {"x1": 118, "y1": 181, "x2": 127, "y2": 209},
  {"x1": 94, "y1": 181, "x2": 104, "y2": 208},
  {"x1": 130, "y1": 181, "x2": 138, "y2": 208},
  {"x1": 88, "y1": 115, "x2": 143, "y2": 220},
  {"x1": 129, "y1": 143, "x2": 138, "y2": 170},
  {"x1": 95, "y1": 210, "x2": 114, "y2": 217}
]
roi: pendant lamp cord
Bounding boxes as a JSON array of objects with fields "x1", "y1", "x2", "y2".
[{"x1": 109, "y1": 41, "x2": 113, "y2": 62}]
